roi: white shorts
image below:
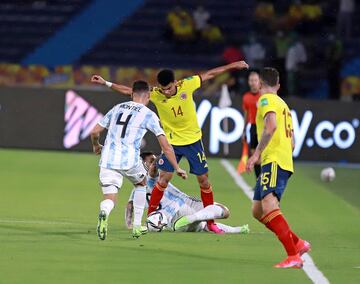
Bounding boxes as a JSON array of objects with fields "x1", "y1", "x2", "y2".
[{"x1": 99, "y1": 163, "x2": 147, "y2": 194}]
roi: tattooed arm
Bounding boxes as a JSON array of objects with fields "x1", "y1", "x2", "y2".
[{"x1": 246, "y1": 112, "x2": 277, "y2": 172}]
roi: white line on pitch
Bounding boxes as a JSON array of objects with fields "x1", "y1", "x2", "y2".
[{"x1": 220, "y1": 159, "x2": 330, "y2": 284}]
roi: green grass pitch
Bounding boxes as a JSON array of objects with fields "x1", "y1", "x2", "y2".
[{"x1": 0, "y1": 149, "x2": 359, "y2": 284}]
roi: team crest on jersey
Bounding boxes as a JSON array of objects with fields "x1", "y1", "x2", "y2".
[
  {"x1": 158, "y1": 159, "x2": 164, "y2": 165},
  {"x1": 180, "y1": 93, "x2": 187, "y2": 100},
  {"x1": 260, "y1": 98, "x2": 268, "y2": 106}
]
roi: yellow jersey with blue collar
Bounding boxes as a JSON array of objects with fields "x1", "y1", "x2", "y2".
[
  {"x1": 256, "y1": 93, "x2": 294, "y2": 173},
  {"x1": 150, "y1": 75, "x2": 202, "y2": 146}
]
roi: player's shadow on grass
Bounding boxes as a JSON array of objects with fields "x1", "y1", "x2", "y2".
[{"x1": 0, "y1": 224, "x2": 92, "y2": 240}]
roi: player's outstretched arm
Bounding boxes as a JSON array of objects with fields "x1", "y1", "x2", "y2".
[
  {"x1": 90, "y1": 124, "x2": 105, "y2": 155},
  {"x1": 246, "y1": 112, "x2": 277, "y2": 172},
  {"x1": 91, "y1": 75, "x2": 132, "y2": 96},
  {"x1": 200, "y1": 61, "x2": 249, "y2": 82},
  {"x1": 157, "y1": 135, "x2": 187, "y2": 180}
]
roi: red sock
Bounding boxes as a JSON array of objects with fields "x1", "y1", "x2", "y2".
[
  {"x1": 290, "y1": 230, "x2": 300, "y2": 245},
  {"x1": 261, "y1": 209, "x2": 297, "y2": 256},
  {"x1": 200, "y1": 185, "x2": 214, "y2": 226},
  {"x1": 147, "y1": 183, "x2": 165, "y2": 216}
]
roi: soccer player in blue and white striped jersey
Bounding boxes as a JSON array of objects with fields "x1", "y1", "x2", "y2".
[
  {"x1": 125, "y1": 152, "x2": 249, "y2": 234},
  {"x1": 90, "y1": 81, "x2": 187, "y2": 240}
]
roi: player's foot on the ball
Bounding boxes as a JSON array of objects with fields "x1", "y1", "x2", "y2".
[
  {"x1": 132, "y1": 226, "x2": 148, "y2": 238},
  {"x1": 97, "y1": 210, "x2": 108, "y2": 241},
  {"x1": 239, "y1": 224, "x2": 250, "y2": 234},
  {"x1": 274, "y1": 254, "x2": 303, "y2": 269},
  {"x1": 173, "y1": 216, "x2": 191, "y2": 231},
  {"x1": 296, "y1": 240, "x2": 311, "y2": 256},
  {"x1": 208, "y1": 223, "x2": 225, "y2": 234}
]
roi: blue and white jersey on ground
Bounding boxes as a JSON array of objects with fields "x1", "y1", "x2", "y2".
[
  {"x1": 98, "y1": 101, "x2": 164, "y2": 170},
  {"x1": 146, "y1": 176, "x2": 204, "y2": 229}
]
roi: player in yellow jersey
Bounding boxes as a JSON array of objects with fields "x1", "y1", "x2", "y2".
[
  {"x1": 91, "y1": 60, "x2": 248, "y2": 233},
  {"x1": 246, "y1": 67, "x2": 310, "y2": 268}
]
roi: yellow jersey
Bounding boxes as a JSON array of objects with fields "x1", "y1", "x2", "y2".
[
  {"x1": 150, "y1": 75, "x2": 202, "y2": 146},
  {"x1": 256, "y1": 93, "x2": 294, "y2": 173}
]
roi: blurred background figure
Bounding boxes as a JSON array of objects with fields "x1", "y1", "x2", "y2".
[
  {"x1": 193, "y1": 6, "x2": 211, "y2": 35},
  {"x1": 337, "y1": 0, "x2": 355, "y2": 39},
  {"x1": 286, "y1": 33, "x2": 307, "y2": 96},
  {"x1": 325, "y1": 34, "x2": 343, "y2": 100},
  {"x1": 167, "y1": 6, "x2": 195, "y2": 42},
  {"x1": 243, "y1": 34, "x2": 266, "y2": 68}
]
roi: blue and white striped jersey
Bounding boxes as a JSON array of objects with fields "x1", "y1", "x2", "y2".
[
  {"x1": 98, "y1": 101, "x2": 164, "y2": 170},
  {"x1": 145, "y1": 176, "x2": 203, "y2": 227}
]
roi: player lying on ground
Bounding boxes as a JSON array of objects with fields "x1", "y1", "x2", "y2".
[
  {"x1": 125, "y1": 152, "x2": 249, "y2": 234},
  {"x1": 246, "y1": 68, "x2": 311, "y2": 268},
  {"x1": 91, "y1": 60, "x2": 248, "y2": 234},
  {"x1": 90, "y1": 81, "x2": 187, "y2": 240}
]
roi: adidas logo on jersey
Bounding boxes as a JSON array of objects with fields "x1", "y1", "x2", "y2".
[{"x1": 63, "y1": 90, "x2": 103, "y2": 149}]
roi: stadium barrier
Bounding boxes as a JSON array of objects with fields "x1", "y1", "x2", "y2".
[{"x1": 0, "y1": 87, "x2": 359, "y2": 163}]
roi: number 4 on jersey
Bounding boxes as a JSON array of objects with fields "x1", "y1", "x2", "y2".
[{"x1": 116, "y1": 113, "x2": 132, "y2": 138}]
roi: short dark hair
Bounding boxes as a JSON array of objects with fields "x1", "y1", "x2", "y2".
[
  {"x1": 259, "y1": 67, "x2": 279, "y2": 87},
  {"x1": 157, "y1": 69, "x2": 175, "y2": 86},
  {"x1": 132, "y1": 80, "x2": 149, "y2": 93},
  {"x1": 140, "y1": 151, "x2": 155, "y2": 161}
]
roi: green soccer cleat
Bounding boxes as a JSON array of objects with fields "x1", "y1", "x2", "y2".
[
  {"x1": 97, "y1": 210, "x2": 108, "y2": 241},
  {"x1": 132, "y1": 226, "x2": 148, "y2": 238},
  {"x1": 239, "y1": 224, "x2": 250, "y2": 234},
  {"x1": 173, "y1": 216, "x2": 191, "y2": 231}
]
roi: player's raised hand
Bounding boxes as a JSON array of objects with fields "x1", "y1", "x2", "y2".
[
  {"x1": 233, "y1": 61, "x2": 249, "y2": 70},
  {"x1": 246, "y1": 151, "x2": 260, "y2": 173},
  {"x1": 176, "y1": 168, "x2": 188, "y2": 180},
  {"x1": 91, "y1": 75, "x2": 106, "y2": 85}
]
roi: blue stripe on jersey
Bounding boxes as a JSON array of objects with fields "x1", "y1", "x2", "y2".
[
  {"x1": 164, "y1": 190, "x2": 185, "y2": 207},
  {"x1": 106, "y1": 129, "x2": 117, "y2": 168},
  {"x1": 107, "y1": 141, "x2": 116, "y2": 169}
]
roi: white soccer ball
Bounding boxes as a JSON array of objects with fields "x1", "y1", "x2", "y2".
[
  {"x1": 320, "y1": 167, "x2": 336, "y2": 182},
  {"x1": 146, "y1": 211, "x2": 168, "y2": 232}
]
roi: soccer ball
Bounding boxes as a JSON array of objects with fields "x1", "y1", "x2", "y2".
[
  {"x1": 320, "y1": 167, "x2": 336, "y2": 182},
  {"x1": 146, "y1": 211, "x2": 168, "y2": 232}
]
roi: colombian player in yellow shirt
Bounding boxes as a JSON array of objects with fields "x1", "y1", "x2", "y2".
[
  {"x1": 246, "y1": 68, "x2": 310, "y2": 268},
  {"x1": 91, "y1": 61, "x2": 248, "y2": 233}
]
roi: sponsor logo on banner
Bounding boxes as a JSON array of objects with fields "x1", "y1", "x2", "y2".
[
  {"x1": 196, "y1": 100, "x2": 359, "y2": 157},
  {"x1": 63, "y1": 90, "x2": 103, "y2": 148}
]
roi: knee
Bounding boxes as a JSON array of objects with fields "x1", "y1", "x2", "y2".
[
  {"x1": 215, "y1": 203, "x2": 230, "y2": 218},
  {"x1": 197, "y1": 174, "x2": 210, "y2": 189},
  {"x1": 158, "y1": 175, "x2": 170, "y2": 188},
  {"x1": 251, "y1": 205, "x2": 262, "y2": 221},
  {"x1": 223, "y1": 207, "x2": 230, "y2": 219}
]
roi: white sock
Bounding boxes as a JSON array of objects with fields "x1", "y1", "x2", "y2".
[
  {"x1": 215, "y1": 223, "x2": 243, "y2": 233},
  {"x1": 187, "y1": 204, "x2": 224, "y2": 223},
  {"x1": 100, "y1": 199, "x2": 114, "y2": 216},
  {"x1": 133, "y1": 186, "x2": 146, "y2": 227}
]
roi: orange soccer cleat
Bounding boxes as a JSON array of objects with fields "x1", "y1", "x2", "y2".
[{"x1": 274, "y1": 254, "x2": 304, "y2": 269}]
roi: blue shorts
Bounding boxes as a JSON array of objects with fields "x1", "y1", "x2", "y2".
[
  {"x1": 157, "y1": 140, "x2": 208, "y2": 176},
  {"x1": 253, "y1": 162, "x2": 292, "y2": 201}
]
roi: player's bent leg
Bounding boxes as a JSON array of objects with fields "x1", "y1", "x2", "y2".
[
  {"x1": 260, "y1": 193, "x2": 299, "y2": 261},
  {"x1": 215, "y1": 223, "x2": 250, "y2": 234},
  {"x1": 214, "y1": 202, "x2": 230, "y2": 219},
  {"x1": 252, "y1": 200, "x2": 263, "y2": 221},
  {"x1": 147, "y1": 171, "x2": 172, "y2": 215},
  {"x1": 98, "y1": 167, "x2": 122, "y2": 239},
  {"x1": 98, "y1": 193, "x2": 117, "y2": 241}
]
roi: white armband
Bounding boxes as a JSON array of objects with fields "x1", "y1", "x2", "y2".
[{"x1": 105, "y1": 81, "x2": 113, "y2": 88}]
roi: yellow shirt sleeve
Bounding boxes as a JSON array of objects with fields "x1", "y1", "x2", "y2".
[
  {"x1": 182, "y1": 75, "x2": 202, "y2": 94},
  {"x1": 258, "y1": 95, "x2": 277, "y2": 118}
]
